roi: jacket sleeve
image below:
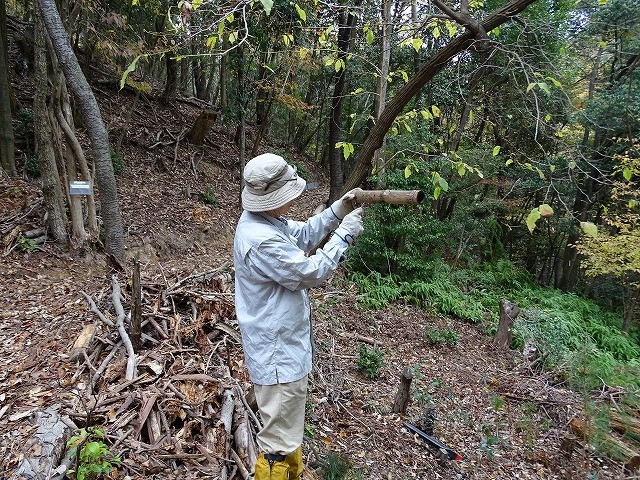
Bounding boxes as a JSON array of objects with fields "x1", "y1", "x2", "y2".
[
  {"x1": 286, "y1": 207, "x2": 341, "y2": 253},
  {"x1": 247, "y1": 230, "x2": 351, "y2": 291}
]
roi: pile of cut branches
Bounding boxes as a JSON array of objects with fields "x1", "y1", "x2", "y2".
[{"x1": 19, "y1": 262, "x2": 262, "y2": 479}]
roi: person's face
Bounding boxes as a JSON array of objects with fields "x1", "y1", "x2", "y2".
[{"x1": 266, "y1": 200, "x2": 294, "y2": 218}]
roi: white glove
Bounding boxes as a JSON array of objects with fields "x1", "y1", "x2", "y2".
[
  {"x1": 333, "y1": 207, "x2": 364, "y2": 246},
  {"x1": 330, "y1": 188, "x2": 363, "y2": 220}
]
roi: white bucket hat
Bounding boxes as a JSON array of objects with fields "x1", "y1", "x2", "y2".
[{"x1": 241, "y1": 153, "x2": 306, "y2": 212}]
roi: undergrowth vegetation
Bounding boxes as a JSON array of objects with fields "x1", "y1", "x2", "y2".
[{"x1": 346, "y1": 196, "x2": 640, "y2": 394}]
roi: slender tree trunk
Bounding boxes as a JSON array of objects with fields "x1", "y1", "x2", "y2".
[
  {"x1": 192, "y1": 44, "x2": 207, "y2": 99},
  {"x1": 328, "y1": 9, "x2": 357, "y2": 202},
  {"x1": 162, "y1": 55, "x2": 178, "y2": 103},
  {"x1": 0, "y1": 0, "x2": 17, "y2": 176},
  {"x1": 219, "y1": 49, "x2": 228, "y2": 114},
  {"x1": 372, "y1": 0, "x2": 392, "y2": 185},
  {"x1": 622, "y1": 285, "x2": 639, "y2": 333},
  {"x1": 34, "y1": 7, "x2": 67, "y2": 244},
  {"x1": 38, "y1": 0, "x2": 125, "y2": 263}
]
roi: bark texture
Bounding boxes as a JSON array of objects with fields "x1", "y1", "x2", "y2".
[
  {"x1": 0, "y1": 0, "x2": 17, "y2": 176},
  {"x1": 38, "y1": 0, "x2": 125, "y2": 262},
  {"x1": 34, "y1": 7, "x2": 68, "y2": 243}
]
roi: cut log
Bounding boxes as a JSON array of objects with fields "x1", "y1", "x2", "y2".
[
  {"x1": 15, "y1": 405, "x2": 76, "y2": 479},
  {"x1": 610, "y1": 410, "x2": 640, "y2": 445},
  {"x1": 570, "y1": 417, "x2": 640, "y2": 471},
  {"x1": 69, "y1": 323, "x2": 96, "y2": 361},
  {"x1": 493, "y1": 299, "x2": 520, "y2": 348},
  {"x1": 392, "y1": 367, "x2": 414, "y2": 414}
]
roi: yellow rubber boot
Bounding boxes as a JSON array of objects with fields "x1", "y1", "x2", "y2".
[
  {"x1": 254, "y1": 452, "x2": 290, "y2": 480},
  {"x1": 285, "y1": 447, "x2": 304, "y2": 479}
]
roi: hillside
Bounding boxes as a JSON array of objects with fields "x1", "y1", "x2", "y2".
[{"x1": 0, "y1": 80, "x2": 635, "y2": 479}]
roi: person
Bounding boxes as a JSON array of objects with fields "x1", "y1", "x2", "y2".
[{"x1": 233, "y1": 153, "x2": 365, "y2": 480}]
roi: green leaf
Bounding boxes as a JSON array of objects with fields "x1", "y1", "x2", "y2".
[
  {"x1": 568, "y1": 161, "x2": 576, "y2": 169},
  {"x1": 547, "y1": 76, "x2": 562, "y2": 87},
  {"x1": 412, "y1": 38, "x2": 423, "y2": 52},
  {"x1": 445, "y1": 20, "x2": 457, "y2": 37},
  {"x1": 421, "y1": 109, "x2": 433, "y2": 120},
  {"x1": 438, "y1": 176, "x2": 449, "y2": 191},
  {"x1": 400, "y1": 70, "x2": 409, "y2": 83},
  {"x1": 526, "y1": 208, "x2": 541, "y2": 233},
  {"x1": 259, "y1": 0, "x2": 273, "y2": 15},
  {"x1": 205, "y1": 36, "x2": 217, "y2": 49},
  {"x1": 431, "y1": 105, "x2": 441, "y2": 118},
  {"x1": 366, "y1": 29, "x2": 374, "y2": 44},
  {"x1": 120, "y1": 55, "x2": 142, "y2": 90},
  {"x1": 505, "y1": 159, "x2": 513, "y2": 166},
  {"x1": 457, "y1": 164, "x2": 466, "y2": 176},
  {"x1": 294, "y1": 4, "x2": 306, "y2": 21},
  {"x1": 538, "y1": 82, "x2": 550, "y2": 95},
  {"x1": 623, "y1": 168, "x2": 632, "y2": 181},
  {"x1": 536, "y1": 167, "x2": 545, "y2": 179},
  {"x1": 433, "y1": 186, "x2": 442, "y2": 199},
  {"x1": 351, "y1": 87, "x2": 364, "y2": 94},
  {"x1": 580, "y1": 221, "x2": 598, "y2": 237},
  {"x1": 404, "y1": 165, "x2": 412, "y2": 178},
  {"x1": 492, "y1": 145, "x2": 501, "y2": 156},
  {"x1": 433, "y1": 26, "x2": 440, "y2": 39},
  {"x1": 539, "y1": 204, "x2": 553, "y2": 218}
]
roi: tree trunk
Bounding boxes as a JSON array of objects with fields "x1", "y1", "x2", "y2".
[
  {"x1": 341, "y1": 0, "x2": 539, "y2": 194},
  {"x1": 34, "y1": 7, "x2": 68, "y2": 244},
  {"x1": 192, "y1": 44, "x2": 207, "y2": 100},
  {"x1": 0, "y1": 0, "x2": 17, "y2": 176},
  {"x1": 162, "y1": 55, "x2": 178, "y2": 103},
  {"x1": 622, "y1": 284, "x2": 639, "y2": 333},
  {"x1": 493, "y1": 299, "x2": 520, "y2": 348},
  {"x1": 372, "y1": 0, "x2": 392, "y2": 184},
  {"x1": 328, "y1": 9, "x2": 357, "y2": 202},
  {"x1": 38, "y1": 0, "x2": 125, "y2": 263}
]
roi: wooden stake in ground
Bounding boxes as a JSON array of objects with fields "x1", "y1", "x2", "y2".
[
  {"x1": 493, "y1": 299, "x2": 520, "y2": 348},
  {"x1": 392, "y1": 367, "x2": 414, "y2": 414}
]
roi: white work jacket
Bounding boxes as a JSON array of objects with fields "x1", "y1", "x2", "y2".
[{"x1": 234, "y1": 208, "x2": 348, "y2": 385}]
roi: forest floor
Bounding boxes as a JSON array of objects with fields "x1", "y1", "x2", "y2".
[{"x1": 0, "y1": 73, "x2": 637, "y2": 480}]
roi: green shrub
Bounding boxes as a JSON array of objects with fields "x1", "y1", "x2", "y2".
[
  {"x1": 356, "y1": 344, "x2": 385, "y2": 379},
  {"x1": 24, "y1": 155, "x2": 40, "y2": 177},
  {"x1": 425, "y1": 326, "x2": 459, "y2": 346},
  {"x1": 66, "y1": 428, "x2": 120, "y2": 480},
  {"x1": 202, "y1": 184, "x2": 219, "y2": 206},
  {"x1": 317, "y1": 452, "x2": 354, "y2": 480},
  {"x1": 17, "y1": 236, "x2": 37, "y2": 252},
  {"x1": 110, "y1": 148, "x2": 125, "y2": 175}
]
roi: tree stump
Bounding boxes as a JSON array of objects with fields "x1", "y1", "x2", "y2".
[
  {"x1": 392, "y1": 367, "x2": 414, "y2": 414},
  {"x1": 493, "y1": 299, "x2": 520, "y2": 348},
  {"x1": 187, "y1": 109, "x2": 217, "y2": 146}
]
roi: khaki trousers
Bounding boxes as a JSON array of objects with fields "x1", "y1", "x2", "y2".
[{"x1": 254, "y1": 375, "x2": 308, "y2": 455}]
